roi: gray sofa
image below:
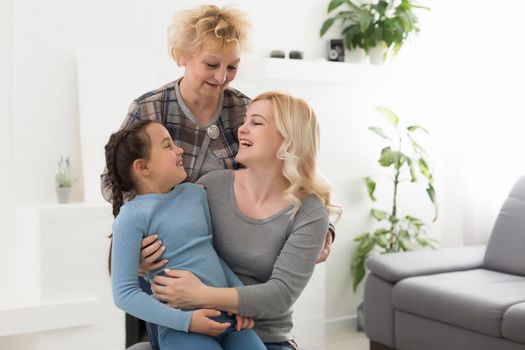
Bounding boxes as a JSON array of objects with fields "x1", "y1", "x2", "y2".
[{"x1": 363, "y1": 175, "x2": 525, "y2": 350}]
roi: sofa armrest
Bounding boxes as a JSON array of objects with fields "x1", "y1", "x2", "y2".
[{"x1": 365, "y1": 245, "x2": 486, "y2": 283}]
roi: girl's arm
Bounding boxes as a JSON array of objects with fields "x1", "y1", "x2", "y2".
[{"x1": 111, "y1": 204, "x2": 228, "y2": 334}]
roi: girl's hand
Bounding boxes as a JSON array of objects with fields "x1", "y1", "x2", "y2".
[
  {"x1": 234, "y1": 314, "x2": 254, "y2": 331},
  {"x1": 152, "y1": 269, "x2": 207, "y2": 309},
  {"x1": 189, "y1": 309, "x2": 230, "y2": 336},
  {"x1": 139, "y1": 234, "x2": 167, "y2": 275}
]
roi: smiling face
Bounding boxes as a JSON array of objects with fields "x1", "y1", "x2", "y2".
[
  {"x1": 143, "y1": 123, "x2": 187, "y2": 191},
  {"x1": 235, "y1": 99, "x2": 284, "y2": 167},
  {"x1": 180, "y1": 42, "x2": 240, "y2": 98}
]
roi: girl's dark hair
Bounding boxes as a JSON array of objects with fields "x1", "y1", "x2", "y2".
[
  {"x1": 105, "y1": 119, "x2": 156, "y2": 217},
  {"x1": 105, "y1": 119, "x2": 156, "y2": 273}
]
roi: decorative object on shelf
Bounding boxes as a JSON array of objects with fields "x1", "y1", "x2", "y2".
[
  {"x1": 270, "y1": 50, "x2": 286, "y2": 58},
  {"x1": 55, "y1": 156, "x2": 76, "y2": 203},
  {"x1": 368, "y1": 40, "x2": 388, "y2": 64},
  {"x1": 288, "y1": 50, "x2": 304, "y2": 59},
  {"x1": 320, "y1": 0, "x2": 429, "y2": 64},
  {"x1": 352, "y1": 107, "x2": 438, "y2": 332},
  {"x1": 327, "y1": 39, "x2": 344, "y2": 62}
]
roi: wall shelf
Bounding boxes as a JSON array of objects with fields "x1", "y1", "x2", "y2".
[
  {"x1": 0, "y1": 298, "x2": 97, "y2": 336},
  {"x1": 237, "y1": 56, "x2": 409, "y2": 84}
]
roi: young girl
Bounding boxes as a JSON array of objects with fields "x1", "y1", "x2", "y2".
[{"x1": 104, "y1": 119, "x2": 266, "y2": 349}]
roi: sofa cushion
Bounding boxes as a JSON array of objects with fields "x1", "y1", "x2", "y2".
[
  {"x1": 393, "y1": 269, "x2": 525, "y2": 337},
  {"x1": 502, "y1": 302, "x2": 525, "y2": 344},
  {"x1": 483, "y1": 175, "x2": 525, "y2": 276}
]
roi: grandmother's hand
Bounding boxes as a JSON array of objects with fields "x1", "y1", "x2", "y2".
[
  {"x1": 152, "y1": 269, "x2": 207, "y2": 309},
  {"x1": 316, "y1": 230, "x2": 333, "y2": 264}
]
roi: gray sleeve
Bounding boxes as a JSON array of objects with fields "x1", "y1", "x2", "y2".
[{"x1": 236, "y1": 202, "x2": 329, "y2": 318}]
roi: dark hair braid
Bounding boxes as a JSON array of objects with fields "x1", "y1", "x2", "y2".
[
  {"x1": 104, "y1": 119, "x2": 156, "y2": 217},
  {"x1": 104, "y1": 119, "x2": 157, "y2": 273}
]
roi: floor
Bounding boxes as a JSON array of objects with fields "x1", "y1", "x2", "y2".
[{"x1": 326, "y1": 328, "x2": 368, "y2": 350}]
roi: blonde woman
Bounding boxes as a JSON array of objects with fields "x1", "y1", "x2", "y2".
[{"x1": 149, "y1": 92, "x2": 341, "y2": 350}]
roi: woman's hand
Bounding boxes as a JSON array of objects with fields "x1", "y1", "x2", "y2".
[
  {"x1": 233, "y1": 314, "x2": 254, "y2": 331},
  {"x1": 152, "y1": 269, "x2": 207, "y2": 309},
  {"x1": 138, "y1": 234, "x2": 167, "y2": 276},
  {"x1": 189, "y1": 309, "x2": 230, "y2": 336},
  {"x1": 316, "y1": 230, "x2": 333, "y2": 264}
]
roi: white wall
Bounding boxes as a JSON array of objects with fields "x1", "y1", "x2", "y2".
[
  {"x1": 459, "y1": 0, "x2": 525, "y2": 243},
  {"x1": 6, "y1": 0, "x2": 525, "y2": 332},
  {"x1": 0, "y1": 0, "x2": 15, "y2": 302}
]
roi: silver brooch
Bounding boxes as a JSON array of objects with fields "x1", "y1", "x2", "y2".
[{"x1": 207, "y1": 125, "x2": 220, "y2": 140}]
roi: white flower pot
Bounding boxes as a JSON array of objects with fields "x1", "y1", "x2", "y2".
[
  {"x1": 56, "y1": 187, "x2": 72, "y2": 203},
  {"x1": 369, "y1": 42, "x2": 388, "y2": 65},
  {"x1": 345, "y1": 48, "x2": 367, "y2": 63}
]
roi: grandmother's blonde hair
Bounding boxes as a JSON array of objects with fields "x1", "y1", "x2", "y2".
[
  {"x1": 167, "y1": 5, "x2": 250, "y2": 65},
  {"x1": 252, "y1": 92, "x2": 342, "y2": 219}
]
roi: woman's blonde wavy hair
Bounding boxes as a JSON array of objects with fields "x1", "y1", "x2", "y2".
[
  {"x1": 167, "y1": 5, "x2": 250, "y2": 65},
  {"x1": 252, "y1": 92, "x2": 342, "y2": 219}
]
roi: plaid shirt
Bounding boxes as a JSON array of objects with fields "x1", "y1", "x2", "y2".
[{"x1": 101, "y1": 79, "x2": 250, "y2": 202}]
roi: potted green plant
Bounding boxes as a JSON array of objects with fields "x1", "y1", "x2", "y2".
[
  {"x1": 320, "y1": 0, "x2": 429, "y2": 64},
  {"x1": 352, "y1": 107, "x2": 438, "y2": 331},
  {"x1": 353, "y1": 107, "x2": 438, "y2": 290},
  {"x1": 55, "y1": 156, "x2": 75, "y2": 203}
]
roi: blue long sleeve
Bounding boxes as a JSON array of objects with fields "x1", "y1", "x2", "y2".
[{"x1": 111, "y1": 203, "x2": 193, "y2": 332}]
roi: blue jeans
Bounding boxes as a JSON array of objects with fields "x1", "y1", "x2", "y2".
[
  {"x1": 138, "y1": 277, "x2": 160, "y2": 350},
  {"x1": 138, "y1": 277, "x2": 293, "y2": 350},
  {"x1": 157, "y1": 312, "x2": 265, "y2": 349},
  {"x1": 127, "y1": 340, "x2": 296, "y2": 350}
]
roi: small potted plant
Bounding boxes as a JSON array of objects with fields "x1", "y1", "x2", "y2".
[
  {"x1": 320, "y1": 0, "x2": 429, "y2": 64},
  {"x1": 55, "y1": 156, "x2": 75, "y2": 203}
]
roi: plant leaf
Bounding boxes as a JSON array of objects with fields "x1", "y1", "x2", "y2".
[
  {"x1": 328, "y1": 0, "x2": 348, "y2": 12},
  {"x1": 407, "y1": 125, "x2": 429, "y2": 134},
  {"x1": 371, "y1": 208, "x2": 389, "y2": 221},
  {"x1": 378, "y1": 147, "x2": 404, "y2": 167},
  {"x1": 358, "y1": 236, "x2": 377, "y2": 255},
  {"x1": 354, "y1": 232, "x2": 369, "y2": 242},
  {"x1": 320, "y1": 17, "x2": 336, "y2": 37},
  {"x1": 418, "y1": 158, "x2": 432, "y2": 180},
  {"x1": 351, "y1": 255, "x2": 366, "y2": 292},
  {"x1": 373, "y1": 228, "x2": 390, "y2": 236},
  {"x1": 405, "y1": 215, "x2": 425, "y2": 228},
  {"x1": 406, "y1": 157, "x2": 417, "y2": 182},
  {"x1": 368, "y1": 126, "x2": 391, "y2": 140},
  {"x1": 374, "y1": 235, "x2": 388, "y2": 248},
  {"x1": 376, "y1": 106, "x2": 399, "y2": 126},
  {"x1": 364, "y1": 176, "x2": 377, "y2": 201},
  {"x1": 426, "y1": 183, "x2": 438, "y2": 221}
]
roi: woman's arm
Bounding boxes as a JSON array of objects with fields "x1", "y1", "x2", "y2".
[
  {"x1": 152, "y1": 202, "x2": 329, "y2": 318},
  {"x1": 234, "y1": 205, "x2": 329, "y2": 318}
]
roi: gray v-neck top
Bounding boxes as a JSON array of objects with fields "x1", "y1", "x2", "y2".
[{"x1": 197, "y1": 169, "x2": 329, "y2": 343}]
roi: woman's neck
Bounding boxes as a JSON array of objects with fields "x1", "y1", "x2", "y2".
[
  {"x1": 235, "y1": 166, "x2": 289, "y2": 204},
  {"x1": 179, "y1": 77, "x2": 219, "y2": 126}
]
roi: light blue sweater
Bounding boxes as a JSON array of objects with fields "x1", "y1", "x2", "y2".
[{"x1": 111, "y1": 183, "x2": 242, "y2": 332}]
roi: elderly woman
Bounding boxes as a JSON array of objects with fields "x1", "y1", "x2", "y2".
[{"x1": 101, "y1": 5, "x2": 335, "y2": 350}]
